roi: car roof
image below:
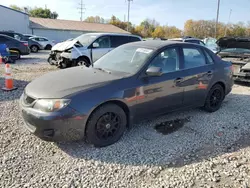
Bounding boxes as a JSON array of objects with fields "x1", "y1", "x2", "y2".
[
  {"x1": 0, "y1": 34, "x2": 14, "y2": 39},
  {"x1": 30, "y1": 36, "x2": 47, "y2": 39},
  {"x1": 82, "y1": 32, "x2": 141, "y2": 38},
  {"x1": 124, "y1": 40, "x2": 190, "y2": 50},
  {"x1": 0, "y1": 34, "x2": 20, "y2": 41}
]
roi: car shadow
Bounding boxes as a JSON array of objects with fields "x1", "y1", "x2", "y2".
[
  {"x1": 0, "y1": 77, "x2": 28, "y2": 101},
  {"x1": 56, "y1": 92, "x2": 250, "y2": 168}
]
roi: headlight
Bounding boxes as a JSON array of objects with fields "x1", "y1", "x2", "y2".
[{"x1": 34, "y1": 99, "x2": 71, "y2": 112}]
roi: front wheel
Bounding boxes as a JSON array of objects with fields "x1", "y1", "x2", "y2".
[
  {"x1": 47, "y1": 57, "x2": 54, "y2": 65},
  {"x1": 203, "y1": 84, "x2": 225, "y2": 112},
  {"x1": 76, "y1": 57, "x2": 91, "y2": 67},
  {"x1": 85, "y1": 104, "x2": 127, "y2": 147}
]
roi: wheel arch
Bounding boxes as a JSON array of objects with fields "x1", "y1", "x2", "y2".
[
  {"x1": 85, "y1": 100, "x2": 131, "y2": 132},
  {"x1": 208, "y1": 81, "x2": 226, "y2": 100},
  {"x1": 211, "y1": 81, "x2": 226, "y2": 93},
  {"x1": 77, "y1": 55, "x2": 91, "y2": 65},
  {"x1": 9, "y1": 48, "x2": 21, "y2": 53}
]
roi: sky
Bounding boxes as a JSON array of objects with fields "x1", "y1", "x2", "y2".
[{"x1": 1, "y1": 0, "x2": 250, "y2": 29}]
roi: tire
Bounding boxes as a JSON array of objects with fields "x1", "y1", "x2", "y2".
[
  {"x1": 77, "y1": 57, "x2": 91, "y2": 67},
  {"x1": 85, "y1": 104, "x2": 127, "y2": 147},
  {"x1": 45, "y1": 44, "x2": 52, "y2": 50},
  {"x1": 203, "y1": 84, "x2": 225, "y2": 112},
  {"x1": 30, "y1": 45, "x2": 39, "y2": 53},
  {"x1": 47, "y1": 57, "x2": 54, "y2": 65},
  {"x1": 15, "y1": 51, "x2": 20, "y2": 59}
]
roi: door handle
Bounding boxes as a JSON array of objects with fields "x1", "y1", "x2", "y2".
[
  {"x1": 207, "y1": 71, "x2": 213, "y2": 76},
  {"x1": 174, "y1": 77, "x2": 183, "y2": 83}
]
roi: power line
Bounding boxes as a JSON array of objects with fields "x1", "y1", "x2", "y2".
[
  {"x1": 215, "y1": 0, "x2": 220, "y2": 38},
  {"x1": 78, "y1": 0, "x2": 86, "y2": 21},
  {"x1": 126, "y1": 0, "x2": 133, "y2": 32}
]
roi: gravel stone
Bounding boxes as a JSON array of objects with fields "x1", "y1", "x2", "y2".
[{"x1": 0, "y1": 51, "x2": 250, "y2": 187}]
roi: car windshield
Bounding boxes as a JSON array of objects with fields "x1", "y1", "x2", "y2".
[
  {"x1": 94, "y1": 45, "x2": 154, "y2": 74},
  {"x1": 75, "y1": 34, "x2": 99, "y2": 45}
]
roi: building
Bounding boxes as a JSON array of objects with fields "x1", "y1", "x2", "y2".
[
  {"x1": 0, "y1": 5, "x2": 129, "y2": 42},
  {"x1": 30, "y1": 17, "x2": 129, "y2": 42},
  {"x1": 0, "y1": 5, "x2": 30, "y2": 34}
]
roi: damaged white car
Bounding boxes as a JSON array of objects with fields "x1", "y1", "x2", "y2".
[
  {"x1": 217, "y1": 37, "x2": 250, "y2": 82},
  {"x1": 47, "y1": 33, "x2": 141, "y2": 68}
]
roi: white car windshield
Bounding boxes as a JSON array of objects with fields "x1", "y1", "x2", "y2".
[
  {"x1": 75, "y1": 34, "x2": 99, "y2": 45},
  {"x1": 94, "y1": 45, "x2": 154, "y2": 74}
]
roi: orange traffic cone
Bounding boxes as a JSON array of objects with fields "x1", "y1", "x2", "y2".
[
  {"x1": 2, "y1": 64, "x2": 17, "y2": 91},
  {"x1": 0, "y1": 56, "x2": 2, "y2": 64}
]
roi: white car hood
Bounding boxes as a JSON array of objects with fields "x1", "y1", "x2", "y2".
[{"x1": 51, "y1": 40, "x2": 78, "y2": 52}]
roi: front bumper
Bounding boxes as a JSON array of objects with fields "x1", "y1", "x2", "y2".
[{"x1": 20, "y1": 97, "x2": 88, "y2": 141}]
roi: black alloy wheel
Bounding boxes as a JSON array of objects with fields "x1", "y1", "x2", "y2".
[
  {"x1": 209, "y1": 89, "x2": 222, "y2": 108},
  {"x1": 85, "y1": 104, "x2": 127, "y2": 147},
  {"x1": 95, "y1": 112, "x2": 121, "y2": 140},
  {"x1": 204, "y1": 84, "x2": 225, "y2": 112}
]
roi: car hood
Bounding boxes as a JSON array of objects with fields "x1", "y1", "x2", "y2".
[
  {"x1": 25, "y1": 67, "x2": 122, "y2": 99},
  {"x1": 217, "y1": 37, "x2": 250, "y2": 49},
  {"x1": 51, "y1": 39, "x2": 83, "y2": 52}
]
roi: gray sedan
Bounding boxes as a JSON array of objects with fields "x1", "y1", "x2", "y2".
[{"x1": 20, "y1": 41, "x2": 234, "y2": 147}]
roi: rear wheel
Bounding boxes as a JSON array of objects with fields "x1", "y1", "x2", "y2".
[
  {"x1": 203, "y1": 84, "x2": 225, "y2": 112},
  {"x1": 45, "y1": 44, "x2": 52, "y2": 50},
  {"x1": 30, "y1": 45, "x2": 38, "y2": 53},
  {"x1": 85, "y1": 104, "x2": 127, "y2": 147}
]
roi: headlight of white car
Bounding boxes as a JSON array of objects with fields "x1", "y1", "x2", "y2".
[{"x1": 34, "y1": 99, "x2": 71, "y2": 112}]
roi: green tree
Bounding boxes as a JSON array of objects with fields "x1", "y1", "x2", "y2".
[
  {"x1": 10, "y1": 5, "x2": 23, "y2": 11},
  {"x1": 29, "y1": 7, "x2": 58, "y2": 19}
]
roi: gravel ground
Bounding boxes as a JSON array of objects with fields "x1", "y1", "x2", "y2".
[{"x1": 1, "y1": 52, "x2": 250, "y2": 187}]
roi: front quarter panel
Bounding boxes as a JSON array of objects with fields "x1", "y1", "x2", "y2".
[
  {"x1": 64, "y1": 47, "x2": 90, "y2": 60},
  {"x1": 68, "y1": 78, "x2": 140, "y2": 123}
]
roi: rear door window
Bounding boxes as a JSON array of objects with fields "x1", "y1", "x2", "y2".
[
  {"x1": 110, "y1": 36, "x2": 130, "y2": 48},
  {"x1": 129, "y1": 36, "x2": 141, "y2": 42},
  {"x1": 39, "y1": 38, "x2": 48, "y2": 41},
  {"x1": 182, "y1": 48, "x2": 207, "y2": 69},
  {"x1": 203, "y1": 50, "x2": 214, "y2": 64}
]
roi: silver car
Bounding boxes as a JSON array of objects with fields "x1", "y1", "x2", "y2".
[{"x1": 48, "y1": 33, "x2": 142, "y2": 68}]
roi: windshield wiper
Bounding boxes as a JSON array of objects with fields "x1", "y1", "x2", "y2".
[{"x1": 95, "y1": 68, "x2": 111, "y2": 74}]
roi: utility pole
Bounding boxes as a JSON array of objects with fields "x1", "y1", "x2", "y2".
[
  {"x1": 224, "y1": 9, "x2": 232, "y2": 37},
  {"x1": 126, "y1": 0, "x2": 133, "y2": 32},
  {"x1": 78, "y1": 0, "x2": 86, "y2": 21},
  {"x1": 215, "y1": 0, "x2": 220, "y2": 38}
]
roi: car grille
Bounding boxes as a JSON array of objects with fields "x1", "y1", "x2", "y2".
[{"x1": 23, "y1": 93, "x2": 35, "y2": 105}]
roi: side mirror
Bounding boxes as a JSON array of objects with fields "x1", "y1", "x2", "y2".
[
  {"x1": 92, "y1": 42, "x2": 100, "y2": 48},
  {"x1": 146, "y1": 66, "x2": 163, "y2": 77}
]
